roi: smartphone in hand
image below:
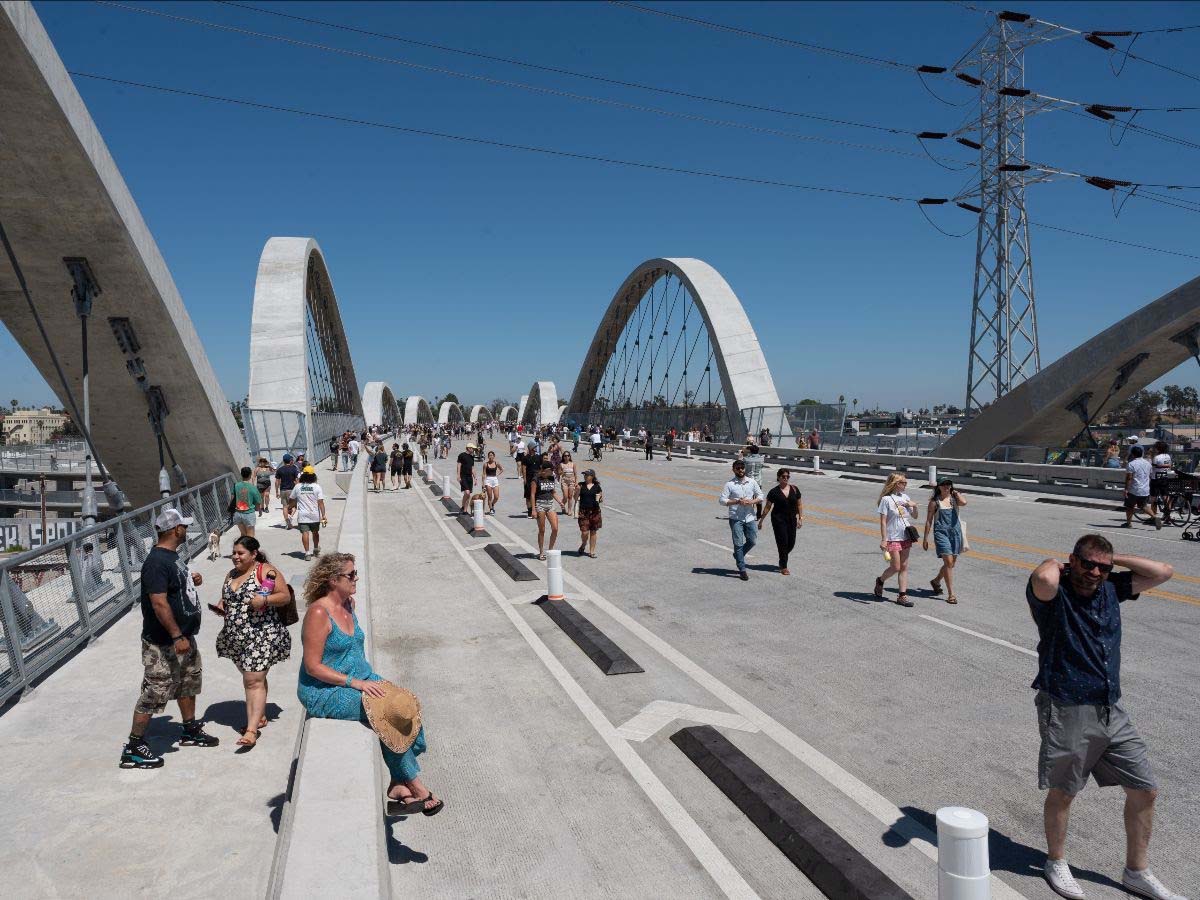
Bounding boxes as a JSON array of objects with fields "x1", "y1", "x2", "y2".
[{"x1": 207, "y1": 603, "x2": 225, "y2": 617}]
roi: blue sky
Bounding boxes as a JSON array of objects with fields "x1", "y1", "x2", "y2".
[{"x1": 5, "y1": 0, "x2": 1200, "y2": 412}]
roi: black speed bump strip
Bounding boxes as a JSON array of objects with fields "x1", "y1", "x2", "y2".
[
  {"x1": 534, "y1": 596, "x2": 644, "y2": 676},
  {"x1": 441, "y1": 497, "x2": 464, "y2": 514},
  {"x1": 484, "y1": 543, "x2": 538, "y2": 581},
  {"x1": 429, "y1": 482, "x2": 442, "y2": 496},
  {"x1": 456, "y1": 514, "x2": 489, "y2": 537},
  {"x1": 670, "y1": 726, "x2": 914, "y2": 900}
]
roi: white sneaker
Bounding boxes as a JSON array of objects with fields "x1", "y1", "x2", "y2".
[
  {"x1": 1123, "y1": 868, "x2": 1188, "y2": 900},
  {"x1": 1044, "y1": 859, "x2": 1086, "y2": 900}
]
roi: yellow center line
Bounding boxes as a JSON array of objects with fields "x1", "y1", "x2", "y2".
[{"x1": 599, "y1": 466, "x2": 1200, "y2": 607}]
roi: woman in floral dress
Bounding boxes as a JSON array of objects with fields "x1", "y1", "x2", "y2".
[{"x1": 215, "y1": 536, "x2": 292, "y2": 748}]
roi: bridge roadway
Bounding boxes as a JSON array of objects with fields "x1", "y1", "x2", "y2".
[{"x1": 0, "y1": 441, "x2": 1195, "y2": 898}]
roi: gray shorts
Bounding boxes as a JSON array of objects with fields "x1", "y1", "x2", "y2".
[{"x1": 1036, "y1": 691, "x2": 1156, "y2": 794}]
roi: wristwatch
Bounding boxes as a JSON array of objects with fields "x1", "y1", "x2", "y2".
[
  {"x1": 344, "y1": 674, "x2": 353, "y2": 687},
  {"x1": 170, "y1": 634, "x2": 184, "y2": 642}
]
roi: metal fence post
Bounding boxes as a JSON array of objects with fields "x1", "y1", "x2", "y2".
[
  {"x1": 65, "y1": 537, "x2": 95, "y2": 642},
  {"x1": 0, "y1": 571, "x2": 31, "y2": 698}
]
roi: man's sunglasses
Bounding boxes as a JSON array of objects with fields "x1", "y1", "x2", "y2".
[
  {"x1": 335, "y1": 570, "x2": 359, "y2": 581},
  {"x1": 1074, "y1": 557, "x2": 1113, "y2": 575}
]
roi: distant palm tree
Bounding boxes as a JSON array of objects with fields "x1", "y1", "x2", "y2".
[{"x1": 9, "y1": 399, "x2": 18, "y2": 412}]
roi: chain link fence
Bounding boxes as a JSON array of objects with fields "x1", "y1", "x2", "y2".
[{"x1": 0, "y1": 473, "x2": 235, "y2": 707}]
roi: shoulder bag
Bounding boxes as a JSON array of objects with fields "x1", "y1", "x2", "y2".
[
  {"x1": 894, "y1": 497, "x2": 921, "y2": 543},
  {"x1": 256, "y1": 563, "x2": 300, "y2": 627}
]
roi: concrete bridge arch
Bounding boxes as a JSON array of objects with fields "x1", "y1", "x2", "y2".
[{"x1": 403, "y1": 395, "x2": 434, "y2": 426}]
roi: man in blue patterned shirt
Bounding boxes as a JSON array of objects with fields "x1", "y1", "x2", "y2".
[{"x1": 1027, "y1": 534, "x2": 1181, "y2": 900}]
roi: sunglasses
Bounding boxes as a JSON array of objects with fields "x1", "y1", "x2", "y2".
[
  {"x1": 1074, "y1": 556, "x2": 1113, "y2": 575},
  {"x1": 334, "y1": 570, "x2": 359, "y2": 581}
]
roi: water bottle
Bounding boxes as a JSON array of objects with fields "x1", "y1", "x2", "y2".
[
  {"x1": 883, "y1": 549, "x2": 892, "y2": 563},
  {"x1": 258, "y1": 570, "x2": 275, "y2": 608}
]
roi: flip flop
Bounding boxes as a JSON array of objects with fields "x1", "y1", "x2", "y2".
[
  {"x1": 929, "y1": 579, "x2": 944, "y2": 596},
  {"x1": 385, "y1": 794, "x2": 427, "y2": 816},
  {"x1": 946, "y1": 596, "x2": 959, "y2": 605},
  {"x1": 419, "y1": 794, "x2": 444, "y2": 817}
]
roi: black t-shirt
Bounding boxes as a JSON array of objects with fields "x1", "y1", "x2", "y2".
[
  {"x1": 767, "y1": 485, "x2": 801, "y2": 520},
  {"x1": 524, "y1": 453, "x2": 543, "y2": 481},
  {"x1": 402, "y1": 448, "x2": 414, "y2": 462},
  {"x1": 457, "y1": 452, "x2": 475, "y2": 478},
  {"x1": 579, "y1": 482, "x2": 602, "y2": 510},
  {"x1": 372, "y1": 450, "x2": 387, "y2": 469},
  {"x1": 140, "y1": 546, "x2": 200, "y2": 645},
  {"x1": 275, "y1": 463, "x2": 299, "y2": 491}
]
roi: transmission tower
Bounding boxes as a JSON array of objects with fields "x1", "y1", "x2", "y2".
[{"x1": 958, "y1": 12, "x2": 1063, "y2": 415}]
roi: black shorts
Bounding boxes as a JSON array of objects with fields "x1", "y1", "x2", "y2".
[
  {"x1": 459, "y1": 476, "x2": 474, "y2": 492},
  {"x1": 1125, "y1": 492, "x2": 1150, "y2": 509},
  {"x1": 1149, "y1": 479, "x2": 1170, "y2": 498},
  {"x1": 401, "y1": 462, "x2": 413, "y2": 475}
]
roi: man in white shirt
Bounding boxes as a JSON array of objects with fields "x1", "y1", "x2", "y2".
[
  {"x1": 289, "y1": 467, "x2": 328, "y2": 559},
  {"x1": 348, "y1": 437, "x2": 361, "y2": 469},
  {"x1": 1123, "y1": 445, "x2": 1157, "y2": 529},
  {"x1": 719, "y1": 459, "x2": 765, "y2": 581}
]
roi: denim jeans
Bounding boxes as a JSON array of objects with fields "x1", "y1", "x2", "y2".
[{"x1": 729, "y1": 518, "x2": 758, "y2": 571}]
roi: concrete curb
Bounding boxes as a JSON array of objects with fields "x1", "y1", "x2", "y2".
[
  {"x1": 269, "y1": 454, "x2": 391, "y2": 900},
  {"x1": 484, "y1": 544, "x2": 538, "y2": 581},
  {"x1": 534, "y1": 595, "x2": 644, "y2": 675},
  {"x1": 671, "y1": 725, "x2": 914, "y2": 900}
]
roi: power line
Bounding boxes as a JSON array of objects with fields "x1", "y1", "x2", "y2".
[
  {"x1": 70, "y1": 70, "x2": 1200, "y2": 263},
  {"x1": 608, "y1": 1, "x2": 919, "y2": 70},
  {"x1": 217, "y1": 0, "x2": 914, "y2": 137},
  {"x1": 68, "y1": 70, "x2": 922, "y2": 202},
  {"x1": 96, "y1": 2, "x2": 959, "y2": 164}
]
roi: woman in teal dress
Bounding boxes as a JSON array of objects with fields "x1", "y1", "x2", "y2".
[
  {"x1": 922, "y1": 478, "x2": 967, "y2": 605},
  {"x1": 298, "y1": 552, "x2": 443, "y2": 815}
]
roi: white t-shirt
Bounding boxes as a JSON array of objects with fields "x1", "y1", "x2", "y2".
[
  {"x1": 348, "y1": 439, "x2": 361, "y2": 456},
  {"x1": 290, "y1": 482, "x2": 326, "y2": 523},
  {"x1": 591, "y1": 432, "x2": 602, "y2": 445},
  {"x1": 877, "y1": 492, "x2": 914, "y2": 542},
  {"x1": 1151, "y1": 453, "x2": 1173, "y2": 477},
  {"x1": 1127, "y1": 457, "x2": 1152, "y2": 496}
]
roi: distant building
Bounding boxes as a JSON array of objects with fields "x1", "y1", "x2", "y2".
[{"x1": 2, "y1": 408, "x2": 68, "y2": 444}]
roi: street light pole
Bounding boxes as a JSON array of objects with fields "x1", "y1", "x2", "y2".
[{"x1": 65, "y1": 257, "x2": 101, "y2": 528}]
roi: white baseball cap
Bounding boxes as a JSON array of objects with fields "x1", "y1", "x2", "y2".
[{"x1": 154, "y1": 508, "x2": 194, "y2": 531}]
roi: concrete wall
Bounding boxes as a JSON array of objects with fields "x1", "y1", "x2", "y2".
[
  {"x1": 564, "y1": 258, "x2": 786, "y2": 444},
  {"x1": 247, "y1": 237, "x2": 364, "y2": 458},
  {"x1": 939, "y1": 273, "x2": 1200, "y2": 459},
  {"x1": 0, "y1": 2, "x2": 246, "y2": 505}
]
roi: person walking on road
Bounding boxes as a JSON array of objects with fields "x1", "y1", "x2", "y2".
[
  {"x1": 401, "y1": 442, "x2": 414, "y2": 489},
  {"x1": 298, "y1": 553, "x2": 443, "y2": 817},
  {"x1": 1122, "y1": 446, "x2": 1157, "y2": 529},
  {"x1": 558, "y1": 451, "x2": 577, "y2": 516},
  {"x1": 389, "y1": 443, "x2": 404, "y2": 490},
  {"x1": 290, "y1": 467, "x2": 327, "y2": 560},
  {"x1": 274, "y1": 453, "x2": 300, "y2": 529},
  {"x1": 483, "y1": 451, "x2": 503, "y2": 515},
  {"x1": 758, "y1": 468, "x2": 802, "y2": 575},
  {"x1": 720, "y1": 459, "x2": 764, "y2": 581},
  {"x1": 664, "y1": 428, "x2": 675, "y2": 461},
  {"x1": 523, "y1": 443, "x2": 543, "y2": 518},
  {"x1": 214, "y1": 536, "x2": 292, "y2": 749},
  {"x1": 530, "y1": 461, "x2": 562, "y2": 560},
  {"x1": 457, "y1": 444, "x2": 477, "y2": 515},
  {"x1": 231, "y1": 467, "x2": 262, "y2": 538},
  {"x1": 254, "y1": 458, "x2": 274, "y2": 515},
  {"x1": 1026, "y1": 535, "x2": 1180, "y2": 900},
  {"x1": 576, "y1": 469, "x2": 604, "y2": 557},
  {"x1": 119, "y1": 508, "x2": 219, "y2": 769},
  {"x1": 874, "y1": 473, "x2": 918, "y2": 607},
  {"x1": 923, "y1": 478, "x2": 967, "y2": 604},
  {"x1": 370, "y1": 445, "x2": 388, "y2": 492},
  {"x1": 644, "y1": 429, "x2": 655, "y2": 461}
]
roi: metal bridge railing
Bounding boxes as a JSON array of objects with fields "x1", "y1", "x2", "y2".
[{"x1": 0, "y1": 472, "x2": 234, "y2": 707}]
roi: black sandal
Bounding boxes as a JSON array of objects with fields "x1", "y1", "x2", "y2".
[
  {"x1": 895, "y1": 593, "x2": 914, "y2": 608},
  {"x1": 873, "y1": 577, "x2": 884, "y2": 598},
  {"x1": 386, "y1": 793, "x2": 427, "y2": 816},
  {"x1": 930, "y1": 579, "x2": 944, "y2": 596},
  {"x1": 414, "y1": 793, "x2": 444, "y2": 817}
]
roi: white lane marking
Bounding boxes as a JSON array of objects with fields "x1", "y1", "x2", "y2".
[
  {"x1": 697, "y1": 538, "x2": 730, "y2": 553},
  {"x1": 604, "y1": 504, "x2": 633, "y2": 516},
  {"x1": 485, "y1": 512, "x2": 1027, "y2": 900},
  {"x1": 919, "y1": 615, "x2": 1037, "y2": 658},
  {"x1": 617, "y1": 701, "x2": 759, "y2": 743},
  {"x1": 412, "y1": 473, "x2": 758, "y2": 899}
]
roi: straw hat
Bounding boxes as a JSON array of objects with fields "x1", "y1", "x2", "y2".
[{"x1": 361, "y1": 682, "x2": 422, "y2": 754}]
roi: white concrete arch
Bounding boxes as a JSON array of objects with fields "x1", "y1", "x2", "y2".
[
  {"x1": 519, "y1": 381, "x2": 559, "y2": 428},
  {"x1": 517, "y1": 394, "x2": 529, "y2": 424},
  {"x1": 565, "y1": 257, "x2": 786, "y2": 444},
  {"x1": 247, "y1": 237, "x2": 364, "y2": 461},
  {"x1": 438, "y1": 401, "x2": 464, "y2": 426},
  {"x1": 498, "y1": 406, "x2": 517, "y2": 424},
  {"x1": 403, "y1": 395, "x2": 434, "y2": 425},
  {"x1": 468, "y1": 404, "x2": 493, "y2": 424},
  {"x1": 362, "y1": 382, "x2": 401, "y2": 432}
]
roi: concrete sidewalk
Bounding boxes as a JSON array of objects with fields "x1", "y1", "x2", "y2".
[
  {"x1": 366, "y1": 474, "x2": 728, "y2": 899},
  {"x1": 0, "y1": 474, "x2": 346, "y2": 899}
]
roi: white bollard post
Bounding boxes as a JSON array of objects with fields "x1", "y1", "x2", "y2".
[
  {"x1": 936, "y1": 807, "x2": 990, "y2": 900},
  {"x1": 928, "y1": 465, "x2": 937, "y2": 486},
  {"x1": 687, "y1": 443, "x2": 692, "y2": 458},
  {"x1": 812, "y1": 454, "x2": 821, "y2": 472},
  {"x1": 545, "y1": 549, "x2": 564, "y2": 601},
  {"x1": 472, "y1": 498, "x2": 485, "y2": 533},
  {"x1": 442, "y1": 475, "x2": 452, "y2": 500}
]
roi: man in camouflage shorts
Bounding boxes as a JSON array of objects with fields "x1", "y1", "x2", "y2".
[{"x1": 120, "y1": 508, "x2": 219, "y2": 769}]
